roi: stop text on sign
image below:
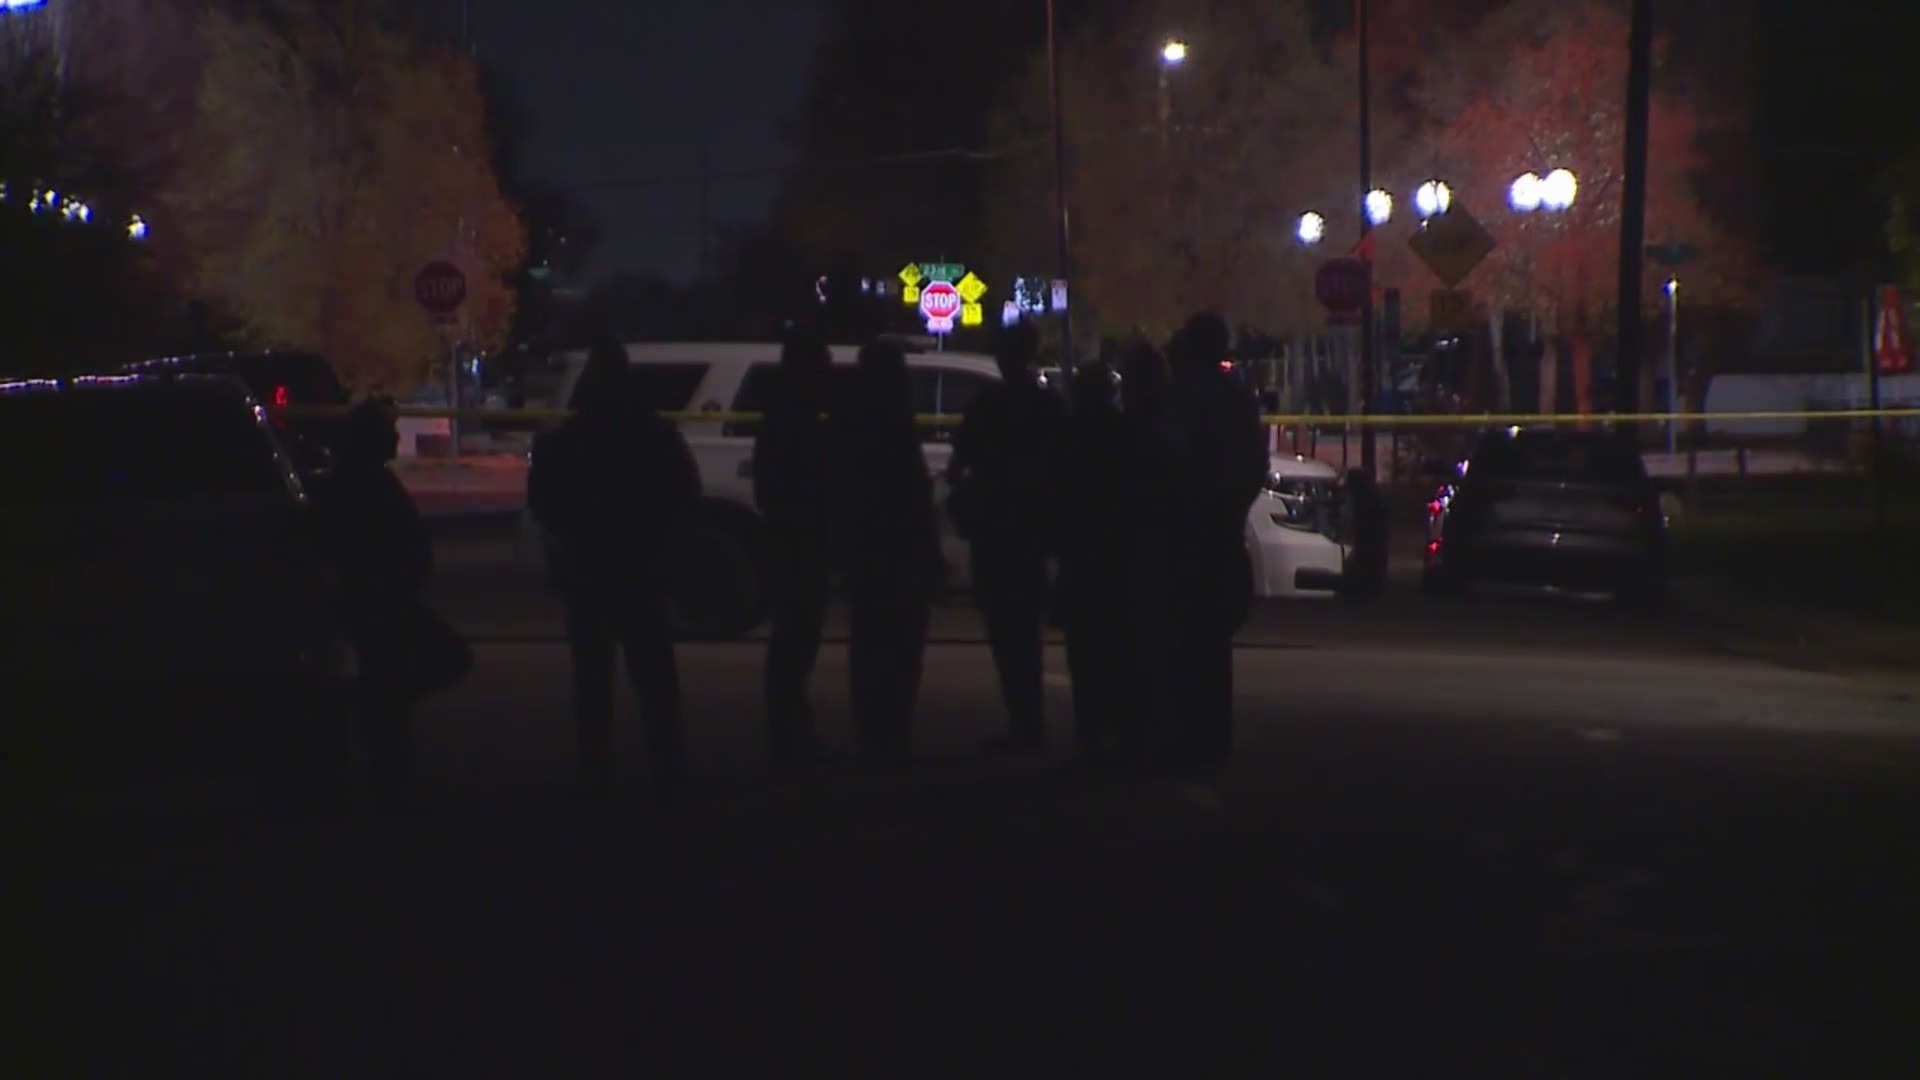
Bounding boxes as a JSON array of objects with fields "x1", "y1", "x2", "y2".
[
  {"x1": 920, "y1": 281, "x2": 962, "y2": 333},
  {"x1": 414, "y1": 260, "x2": 468, "y2": 317}
]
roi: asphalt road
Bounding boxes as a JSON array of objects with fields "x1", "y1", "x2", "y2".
[
  {"x1": 422, "y1": 521, "x2": 1809, "y2": 667},
  {"x1": 12, "y1": 625, "x2": 1920, "y2": 1076}
]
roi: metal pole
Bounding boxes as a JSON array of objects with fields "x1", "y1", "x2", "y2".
[
  {"x1": 446, "y1": 337, "x2": 461, "y2": 463},
  {"x1": 1045, "y1": 0, "x2": 1076, "y2": 370},
  {"x1": 1614, "y1": 0, "x2": 1654, "y2": 415},
  {"x1": 1868, "y1": 293, "x2": 1886, "y2": 533},
  {"x1": 1357, "y1": 0, "x2": 1377, "y2": 480},
  {"x1": 1664, "y1": 281, "x2": 1678, "y2": 455}
]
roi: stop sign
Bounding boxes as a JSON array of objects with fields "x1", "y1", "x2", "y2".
[
  {"x1": 1314, "y1": 257, "x2": 1371, "y2": 317},
  {"x1": 919, "y1": 280, "x2": 962, "y2": 322},
  {"x1": 414, "y1": 260, "x2": 468, "y2": 316}
]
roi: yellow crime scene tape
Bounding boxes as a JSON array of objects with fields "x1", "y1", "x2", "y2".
[{"x1": 277, "y1": 404, "x2": 1920, "y2": 428}]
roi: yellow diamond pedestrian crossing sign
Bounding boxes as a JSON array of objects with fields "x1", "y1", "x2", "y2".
[
  {"x1": 898, "y1": 263, "x2": 924, "y2": 288},
  {"x1": 956, "y1": 271, "x2": 988, "y2": 304}
]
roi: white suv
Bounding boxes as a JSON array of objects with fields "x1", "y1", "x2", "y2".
[
  {"x1": 519, "y1": 342, "x2": 1347, "y2": 638},
  {"x1": 518, "y1": 341, "x2": 1001, "y2": 638}
]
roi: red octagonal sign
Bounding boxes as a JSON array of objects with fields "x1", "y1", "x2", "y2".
[
  {"x1": 415, "y1": 260, "x2": 468, "y2": 316},
  {"x1": 1314, "y1": 257, "x2": 1371, "y2": 318}
]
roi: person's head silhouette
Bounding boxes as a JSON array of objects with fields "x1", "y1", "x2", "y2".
[
  {"x1": 337, "y1": 397, "x2": 400, "y2": 468},
  {"x1": 994, "y1": 320, "x2": 1041, "y2": 383},
  {"x1": 1170, "y1": 311, "x2": 1231, "y2": 380},
  {"x1": 779, "y1": 328, "x2": 833, "y2": 404},
  {"x1": 571, "y1": 336, "x2": 629, "y2": 417},
  {"x1": 1071, "y1": 362, "x2": 1117, "y2": 416},
  {"x1": 856, "y1": 340, "x2": 911, "y2": 416},
  {"x1": 1117, "y1": 338, "x2": 1169, "y2": 415}
]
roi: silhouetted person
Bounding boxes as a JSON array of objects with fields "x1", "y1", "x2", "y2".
[
  {"x1": 1159, "y1": 313, "x2": 1267, "y2": 772},
  {"x1": 311, "y1": 398, "x2": 432, "y2": 813},
  {"x1": 754, "y1": 330, "x2": 835, "y2": 767},
  {"x1": 1116, "y1": 340, "x2": 1175, "y2": 765},
  {"x1": 1343, "y1": 467, "x2": 1390, "y2": 601},
  {"x1": 528, "y1": 338, "x2": 702, "y2": 804},
  {"x1": 1058, "y1": 362, "x2": 1134, "y2": 758},
  {"x1": 948, "y1": 321, "x2": 1068, "y2": 754},
  {"x1": 831, "y1": 341, "x2": 940, "y2": 767}
]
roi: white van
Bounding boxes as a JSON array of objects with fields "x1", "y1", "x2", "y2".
[{"x1": 519, "y1": 342, "x2": 1346, "y2": 638}]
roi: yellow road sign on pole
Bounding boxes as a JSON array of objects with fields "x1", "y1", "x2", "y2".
[
  {"x1": 1408, "y1": 204, "x2": 1496, "y2": 287},
  {"x1": 1430, "y1": 288, "x2": 1474, "y2": 334}
]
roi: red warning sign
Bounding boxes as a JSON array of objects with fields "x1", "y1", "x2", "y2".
[{"x1": 1874, "y1": 285, "x2": 1913, "y2": 375}]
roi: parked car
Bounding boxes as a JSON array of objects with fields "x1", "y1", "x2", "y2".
[
  {"x1": 123, "y1": 351, "x2": 351, "y2": 477},
  {"x1": 1252, "y1": 453, "x2": 1347, "y2": 598},
  {"x1": 1423, "y1": 426, "x2": 1668, "y2": 602},
  {"x1": 519, "y1": 341, "x2": 1003, "y2": 639},
  {"x1": 0, "y1": 374, "x2": 354, "y2": 805}
]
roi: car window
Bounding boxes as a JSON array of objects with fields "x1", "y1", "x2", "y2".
[
  {"x1": 1475, "y1": 433, "x2": 1645, "y2": 486},
  {"x1": 0, "y1": 390, "x2": 288, "y2": 505},
  {"x1": 726, "y1": 363, "x2": 856, "y2": 438},
  {"x1": 937, "y1": 370, "x2": 994, "y2": 417},
  {"x1": 725, "y1": 363, "x2": 780, "y2": 438},
  {"x1": 629, "y1": 362, "x2": 709, "y2": 415},
  {"x1": 911, "y1": 368, "x2": 942, "y2": 417},
  {"x1": 240, "y1": 354, "x2": 348, "y2": 407}
]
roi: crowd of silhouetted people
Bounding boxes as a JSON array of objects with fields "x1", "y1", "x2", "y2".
[{"x1": 320, "y1": 311, "x2": 1273, "y2": 811}]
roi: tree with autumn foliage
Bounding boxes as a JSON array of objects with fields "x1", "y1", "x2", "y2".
[
  {"x1": 1370, "y1": 0, "x2": 1765, "y2": 414},
  {"x1": 151, "y1": 1, "x2": 523, "y2": 395},
  {"x1": 978, "y1": 0, "x2": 1767, "y2": 414},
  {"x1": 980, "y1": 0, "x2": 1350, "y2": 343}
]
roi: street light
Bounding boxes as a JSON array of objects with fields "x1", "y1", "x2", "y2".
[
  {"x1": 1364, "y1": 188, "x2": 1393, "y2": 226},
  {"x1": 1297, "y1": 211, "x2": 1326, "y2": 245},
  {"x1": 1542, "y1": 168, "x2": 1578, "y2": 211},
  {"x1": 1414, "y1": 180, "x2": 1452, "y2": 218},
  {"x1": 1160, "y1": 39, "x2": 1188, "y2": 65},
  {"x1": 1511, "y1": 169, "x2": 1577, "y2": 213},
  {"x1": 1509, "y1": 172, "x2": 1543, "y2": 212}
]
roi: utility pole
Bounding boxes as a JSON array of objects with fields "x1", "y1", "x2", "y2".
[
  {"x1": 1045, "y1": 0, "x2": 1075, "y2": 371},
  {"x1": 1614, "y1": 0, "x2": 1654, "y2": 415},
  {"x1": 698, "y1": 149, "x2": 712, "y2": 281},
  {"x1": 1357, "y1": 0, "x2": 1377, "y2": 479}
]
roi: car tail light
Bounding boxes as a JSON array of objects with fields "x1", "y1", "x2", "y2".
[{"x1": 270, "y1": 384, "x2": 290, "y2": 429}]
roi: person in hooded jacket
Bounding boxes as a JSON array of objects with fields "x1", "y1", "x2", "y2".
[
  {"x1": 1056, "y1": 361, "x2": 1136, "y2": 758},
  {"x1": 528, "y1": 338, "x2": 702, "y2": 804},
  {"x1": 310, "y1": 397, "x2": 433, "y2": 813},
  {"x1": 1157, "y1": 313, "x2": 1267, "y2": 772},
  {"x1": 830, "y1": 340, "x2": 941, "y2": 767},
  {"x1": 754, "y1": 330, "x2": 836, "y2": 767},
  {"x1": 947, "y1": 321, "x2": 1069, "y2": 754}
]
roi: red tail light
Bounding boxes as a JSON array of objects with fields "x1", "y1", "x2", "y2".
[{"x1": 270, "y1": 384, "x2": 290, "y2": 429}]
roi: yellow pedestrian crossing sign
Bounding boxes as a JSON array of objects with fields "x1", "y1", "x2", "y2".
[
  {"x1": 898, "y1": 263, "x2": 924, "y2": 288},
  {"x1": 956, "y1": 272, "x2": 988, "y2": 304}
]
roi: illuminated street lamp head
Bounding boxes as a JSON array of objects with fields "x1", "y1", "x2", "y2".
[
  {"x1": 1160, "y1": 39, "x2": 1188, "y2": 65},
  {"x1": 1296, "y1": 211, "x2": 1326, "y2": 245},
  {"x1": 1542, "y1": 168, "x2": 1578, "y2": 211},
  {"x1": 1509, "y1": 172, "x2": 1543, "y2": 212},
  {"x1": 1414, "y1": 180, "x2": 1452, "y2": 218},
  {"x1": 1364, "y1": 188, "x2": 1393, "y2": 226}
]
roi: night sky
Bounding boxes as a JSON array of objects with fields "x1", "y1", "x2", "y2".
[{"x1": 468, "y1": 0, "x2": 824, "y2": 286}]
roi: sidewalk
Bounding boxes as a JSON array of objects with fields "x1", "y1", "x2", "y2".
[{"x1": 1672, "y1": 576, "x2": 1920, "y2": 676}]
